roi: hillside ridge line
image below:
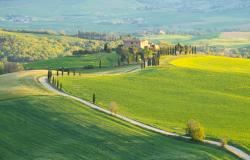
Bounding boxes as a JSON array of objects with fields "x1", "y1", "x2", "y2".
[{"x1": 39, "y1": 76, "x2": 250, "y2": 160}]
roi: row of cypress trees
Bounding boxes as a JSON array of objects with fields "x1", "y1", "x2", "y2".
[
  {"x1": 54, "y1": 68, "x2": 82, "y2": 76},
  {"x1": 48, "y1": 70, "x2": 62, "y2": 90},
  {"x1": 48, "y1": 70, "x2": 96, "y2": 104},
  {"x1": 160, "y1": 43, "x2": 197, "y2": 55}
]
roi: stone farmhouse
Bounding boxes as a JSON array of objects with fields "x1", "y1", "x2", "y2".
[{"x1": 123, "y1": 39, "x2": 159, "y2": 50}]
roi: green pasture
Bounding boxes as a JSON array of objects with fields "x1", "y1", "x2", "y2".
[
  {"x1": 24, "y1": 52, "x2": 118, "y2": 70},
  {"x1": 58, "y1": 55, "x2": 250, "y2": 152},
  {"x1": 0, "y1": 71, "x2": 238, "y2": 159},
  {"x1": 142, "y1": 32, "x2": 250, "y2": 48}
]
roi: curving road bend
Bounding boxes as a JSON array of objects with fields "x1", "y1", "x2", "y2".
[{"x1": 39, "y1": 76, "x2": 250, "y2": 160}]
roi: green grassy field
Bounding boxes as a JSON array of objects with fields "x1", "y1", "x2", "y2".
[
  {"x1": 142, "y1": 32, "x2": 250, "y2": 48},
  {"x1": 0, "y1": 71, "x2": 238, "y2": 159},
  {"x1": 58, "y1": 55, "x2": 250, "y2": 153},
  {"x1": 24, "y1": 52, "x2": 118, "y2": 70}
]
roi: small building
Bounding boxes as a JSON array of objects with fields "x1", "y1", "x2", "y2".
[
  {"x1": 123, "y1": 39, "x2": 149, "y2": 49},
  {"x1": 123, "y1": 39, "x2": 159, "y2": 50}
]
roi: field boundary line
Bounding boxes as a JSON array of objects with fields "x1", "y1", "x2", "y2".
[{"x1": 39, "y1": 76, "x2": 250, "y2": 160}]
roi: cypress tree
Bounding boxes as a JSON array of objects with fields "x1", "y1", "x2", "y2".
[
  {"x1": 157, "y1": 51, "x2": 161, "y2": 58},
  {"x1": 99, "y1": 60, "x2": 102, "y2": 68},
  {"x1": 148, "y1": 58, "x2": 152, "y2": 66},
  {"x1": 104, "y1": 43, "x2": 108, "y2": 52},
  {"x1": 52, "y1": 76, "x2": 55, "y2": 85},
  {"x1": 152, "y1": 56, "x2": 156, "y2": 66},
  {"x1": 61, "y1": 67, "x2": 64, "y2": 76},
  {"x1": 48, "y1": 70, "x2": 52, "y2": 82},
  {"x1": 56, "y1": 70, "x2": 59, "y2": 76},
  {"x1": 93, "y1": 93, "x2": 96, "y2": 104},
  {"x1": 56, "y1": 80, "x2": 59, "y2": 89},
  {"x1": 68, "y1": 70, "x2": 70, "y2": 76},
  {"x1": 60, "y1": 83, "x2": 62, "y2": 90},
  {"x1": 117, "y1": 58, "x2": 121, "y2": 66},
  {"x1": 184, "y1": 45, "x2": 188, "y2": 55}
]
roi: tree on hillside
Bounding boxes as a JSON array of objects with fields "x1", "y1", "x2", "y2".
[
  {"x1": 99, "y1": 60, "x2": 102, "y2": 68},
  {"x1": 61, "y1": 67, "x2": 64, "y2": 76},
  {"x1": 186, "y1": 119, "x2": 205, "y2": 142},
  {"x1": 56, "y1": 69, "x2": 59, "y2": 76},
  {"x1": 104, "y1": 43, "x2": 108, "y2": 52},
  {"x1": 116, "y1": 45, "x2": 129, "y2": 64},
  {"x1": 60, "y1": 83, "x2": 63, "y2": 91},
  {"x1": 52, "y1": 76, "x2": 55, "y2": 85},
  {"x1": 48, "y1": 70, "x2": 52, "y2": 81},
  {"x1": 93, "y1": 93, "x2": 96, "y2": 104},
  {"x1": 117, "y1": 57, "x2": 121, "y2": 66},
  {"x1": 109, "y1": 101, "x2": 118, "y2": 115},
  {"x1": 56, "y1": 80, "x2": 59, "y2": 89}
]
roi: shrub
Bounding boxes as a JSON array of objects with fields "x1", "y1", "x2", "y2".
[
  {"x1": 220, "y1": 138, "x2": 228, "y2": 148},
  {"x1": 109, "y1": 101, "x2": 118, "y2": 114},
  {"x1": 186, "y1": 119, "x2": 205, "y2": 142}
]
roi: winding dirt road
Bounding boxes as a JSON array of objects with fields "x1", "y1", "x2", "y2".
[{"x1": 39, "y1": 76, "x2": 250, "y2": 160}]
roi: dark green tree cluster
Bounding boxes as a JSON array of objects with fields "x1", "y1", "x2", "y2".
[
  {"x1": 0, "y1": 61, "x2": 23, "y2": 75},
  {"x1": 116, "y1": 45, "x2": 141, "y2": 65},
  {"x1": 77, "y1": 31, "x2": 119, "y2": 41},
  {"x1": 55, "y1": 68, "x2": 82, "y2": 77},
  {"x1": 104, "y1": 43, "x2": 112, "y2": 53},
  {"x1": 146, "y1": 52, "x2": 160, "y2": 67},
  {"x1": 72, "y1": 49, "x2": 100, "y2": 56},
  {"x1": 49, "y1": 75, "x2": 63, "y2": 91},
  {"x1": 116, "y1": 45, "x2": 161, "y2": 68},
  {"x1": 0, "y1": 30, "x2": 108, "y2": 62},
  {"x1": 160, "y1": 43, "x2": 197, "y2": 55}
]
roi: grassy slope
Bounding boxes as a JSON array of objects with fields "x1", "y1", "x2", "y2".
[
  {"x1": 143, "y1": 32, "x2": 250, "y2": 48},
  {"x1": 24, "y1": 52, "x2": 118, "y2": 70},
  {"x1": 0, "y1": 71, "x2": 237, "y2": 159},
  {"x1": 0, "y1": 29, "x2": 100, "y2": 62},
  {"x1": 58, "y1": 55, "x2": 250, "y2": 152}
]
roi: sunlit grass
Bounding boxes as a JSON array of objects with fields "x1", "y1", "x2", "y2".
[
  {"x1": 0, "y1": 71, "x2": 238, "y2": 159},
  {"x1": 170, "y1": 55, "x2": 250, "y2": 74},
  {"x1": 24, "y1": 52, "x2": 118, "y2": 70},
  {"x1": 59, "y1": 55, "x2": 250, "y2": 152}
]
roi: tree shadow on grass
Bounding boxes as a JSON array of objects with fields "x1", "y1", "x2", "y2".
[{"x1": 0, "y1": 96, "x2": 238, "y2": 160}]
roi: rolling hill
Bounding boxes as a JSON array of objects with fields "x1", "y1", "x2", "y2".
[
  {"x1": 0, "y1": 71, "x2": 238, "y2": 160},
  {"x1": 58, "y1": 55, "x2": 250, "y2": 152},
  {"x1": 0, "y1": 0, "x2": 249, "y2": 33}
]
